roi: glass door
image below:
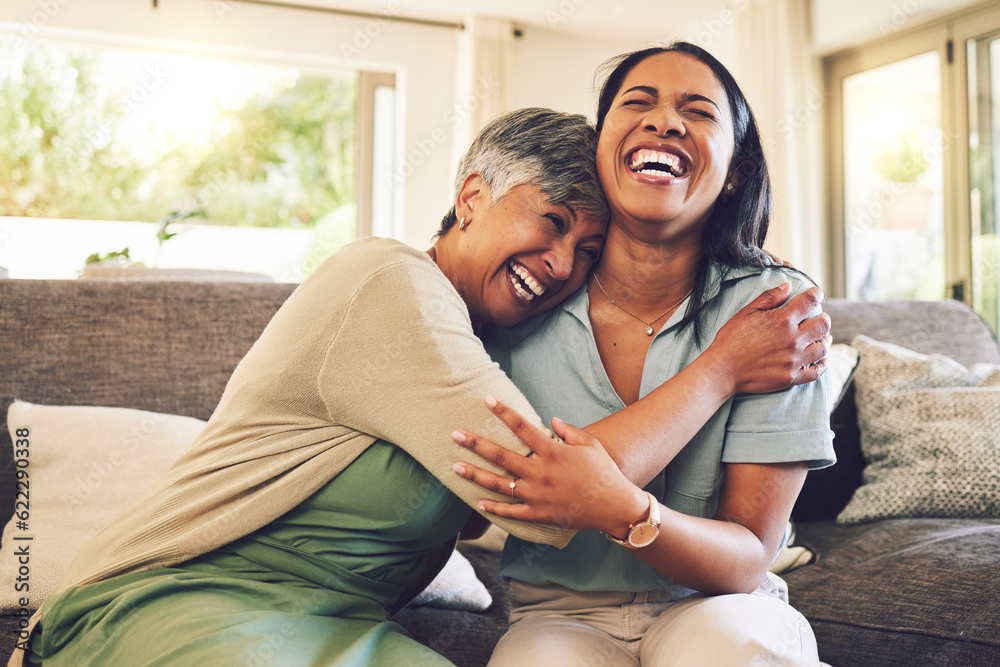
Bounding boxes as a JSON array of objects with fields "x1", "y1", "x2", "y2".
[
  {"x1": 827, "y1": 26, "x2": 954, "y2": 305},
  {"x1": 842, "y1": 52, "x2": 945, "y2": 301},
  {"x1": 966, "y1": 29, "x2": 1000, "y2": 335}
]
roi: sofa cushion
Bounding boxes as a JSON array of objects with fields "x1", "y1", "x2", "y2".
[
  {"x1": 0, "y1": 402, "x2": 205, "y2": 610},
  {"x1": 787, "y1": 519, "x2": 1000, "y2": 666},
  {"x1": 0, "y1": 279, "x2": 296, "y2": 535},
  {"x1": 838, "y1": 336, "x2": 1000, "y2": 524},
  {"x1": 821, "y1": 299, "x2": 1000, "y2": 368}
]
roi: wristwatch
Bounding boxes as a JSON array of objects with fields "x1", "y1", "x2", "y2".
[{"x1": 604, "y1": 491, "x2": 661, "y2": 549}]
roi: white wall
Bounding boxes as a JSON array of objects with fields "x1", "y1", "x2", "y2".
[
  {"x1": 508, "y1": 28, "x2": 635, "y2": 119},
  {"x1": 508, "y1": 15, "x2": 743, "y2": 121},
  {"x1": 0, "y1": 0, "x2": 460, "y2": 249}
]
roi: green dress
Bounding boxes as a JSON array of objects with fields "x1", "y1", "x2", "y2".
[{"x1": 27, "y1": 441, "x2": 473, "y2": 667}]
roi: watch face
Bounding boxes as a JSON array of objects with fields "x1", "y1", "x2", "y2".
[{"x1": 628, "y1": 523, "x2": 658, "y2": 548}]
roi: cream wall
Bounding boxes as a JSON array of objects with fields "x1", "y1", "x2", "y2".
[
  {"x1": 508, "y1": 28, "x2": 635, "y2": 120},
  {"x1": 507, "y1": 15, "x2": 743, "y2": 122}
]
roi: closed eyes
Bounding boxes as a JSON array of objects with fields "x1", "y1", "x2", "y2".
[{"x1": 621, "y1": 98, "x2": 715, "y2": 120}]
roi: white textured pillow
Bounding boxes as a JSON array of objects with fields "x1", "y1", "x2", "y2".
[
  {"x1": 837, "y1": 335, "x2": 1000, "y2": 524},
  {"x1": 410, "y1": 549, "x2": 492, "y2": 611},
  {"x1": 1, "y1": 402, "x2": 205, "y2": 609},
  {"x1": 827, "y1": 343, "x2": 861, "y2": 412}
]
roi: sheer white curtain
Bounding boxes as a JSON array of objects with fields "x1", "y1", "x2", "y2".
[
  {"x1": 735, "y1": 0, "x2": 826, "y2": 281},
  {"x1": 452, "y1": 16, "x2": 514, "y2": 164}
]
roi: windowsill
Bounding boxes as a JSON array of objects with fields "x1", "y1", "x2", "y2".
[{"x1": 0, "y1": 217, "x2": 318, "y2": 283}]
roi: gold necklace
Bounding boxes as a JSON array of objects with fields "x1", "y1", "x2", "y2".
[{"x1": 592, "y1": 273, "x2": 693, "y2": 336}]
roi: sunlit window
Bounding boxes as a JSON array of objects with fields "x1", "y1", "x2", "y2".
[
  {"x1": 842, "y1": 51, "x2": 945, "y2": 302},
  {"x1": 0, "y1": 37, "x2": 372, "y2": 282}
]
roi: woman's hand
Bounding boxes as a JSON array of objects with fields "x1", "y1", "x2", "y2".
[
  {"x1": 709, "y1": 283, "x2": 832, "y2": 395},
  {"x1": 452, "y1": 397, "x2": 647, "y2": 534}
]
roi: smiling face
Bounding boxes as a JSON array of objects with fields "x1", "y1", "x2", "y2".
[
  {"x1": 448, "y1": 177, "x2": 606, "y2": 327},
  {"x1": 597, "y1": 51, "x2": 736, "y2": 241}
]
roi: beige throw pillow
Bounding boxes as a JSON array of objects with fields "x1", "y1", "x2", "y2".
[
  {"x1": 1, "y1": 402, "x2": 205, "y2": 609},
  {"x1": 1, "y1": 401, "x2": 494, "y2": 612},
  {"x1": 837, "y1": 336, "x2": 1000, "y2": 524}
]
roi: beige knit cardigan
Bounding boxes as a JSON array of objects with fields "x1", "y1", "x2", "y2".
[{"x1": 10, "y1": 238, "x2": 573, "y2": 665}]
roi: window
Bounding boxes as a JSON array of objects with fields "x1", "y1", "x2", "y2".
[
  {"x1": 966, "y1": 23, "x2": 1000, "y2": 342},
  {"x1": 839, "y1": 50, "x2": 945, "y2": 302},
  {"x1": 0, "y1": 34, "x2": 396, "y2": 282},
  {"x1": 827, "y1": 3, "x2": 1000, "y2": 336}
]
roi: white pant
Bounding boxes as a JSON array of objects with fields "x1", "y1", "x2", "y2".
[{"x1": 489, "y1": 575, "x2": 825, "y2": 667}]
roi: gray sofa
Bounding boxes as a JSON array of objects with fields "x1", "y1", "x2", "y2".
[
  {"x1": 1, "y1": 279, "x2": 998, "y2": 666},
  {"x1": 786, "y1": 300, "x2": 1000, "y2": 666}
]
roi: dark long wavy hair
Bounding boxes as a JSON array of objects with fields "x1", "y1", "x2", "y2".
[{"x1": 595, "y1": 42, "x2": 775, "y2": 341}]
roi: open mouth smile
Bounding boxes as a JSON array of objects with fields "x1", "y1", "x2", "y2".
[
  {"x1": 507, "y1": 261, "x2": 546, "y2": 302},
  {"x1": 627, "y1": 147, "x2": 690, "y2": 179}
]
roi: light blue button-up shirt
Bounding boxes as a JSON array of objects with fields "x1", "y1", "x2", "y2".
[{"x1": 483, "y1": 262, "x2": 836, "y2": 594}]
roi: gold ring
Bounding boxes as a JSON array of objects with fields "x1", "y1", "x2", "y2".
[{"x1": 509, "y1": 480, "x2": 517, "y2": 498}]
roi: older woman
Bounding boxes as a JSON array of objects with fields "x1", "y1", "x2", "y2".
[
  {"x1": 453, "y1": 45, "x2": 834, "y2": 666},
  {"x1": 15, "y1": 107, "x2": 826, "y2": 667}
]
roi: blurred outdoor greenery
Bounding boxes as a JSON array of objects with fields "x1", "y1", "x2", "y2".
[{"x1": 0, "y1": 40, "x2": 356, "y2": 230}]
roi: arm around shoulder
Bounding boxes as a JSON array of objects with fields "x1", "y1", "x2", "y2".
[{"x1": 316, "y1": 256, "x2": 575, "y2": 547}]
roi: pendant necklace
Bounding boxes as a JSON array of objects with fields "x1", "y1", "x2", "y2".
[{"x1": 592, "y1": 273, "x2": 693, "y2": 336}]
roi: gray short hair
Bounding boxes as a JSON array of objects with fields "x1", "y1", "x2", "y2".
[{"x1": 436, "y1": 107, "x2": 608, "y2": 236}]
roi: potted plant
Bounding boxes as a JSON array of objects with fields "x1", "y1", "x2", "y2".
[
  {"x1": 81, "y1": 209, "x2": 272, "y2": 282},
  {"x1": 872, "y1": 132, "x2": 934, "y2": 231},
  {"x1": 82, "y1": 210, "x2": 191, "y2": 279}
]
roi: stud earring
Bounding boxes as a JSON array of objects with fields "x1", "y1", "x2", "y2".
[
  {"x1": 458, "y1": 217, "x2": 468, "y2": 231},
  {"x1": 725, "y1": 182, "x2": 735, "y2": 194}
]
